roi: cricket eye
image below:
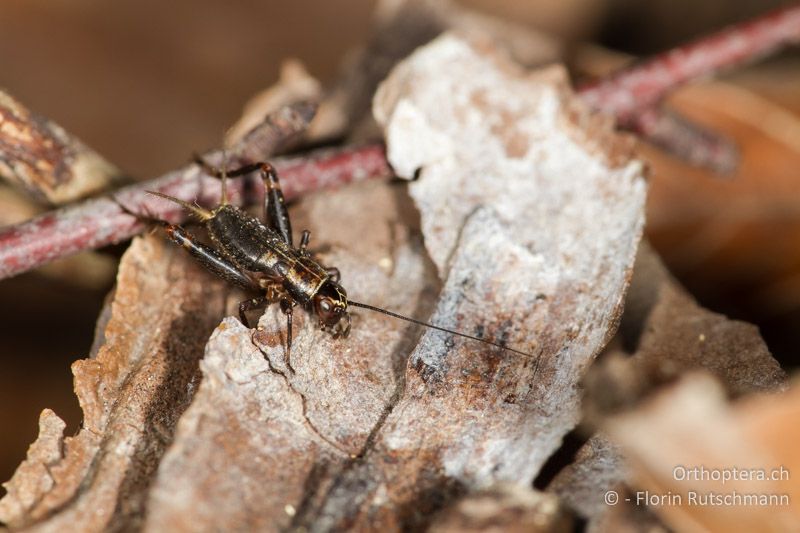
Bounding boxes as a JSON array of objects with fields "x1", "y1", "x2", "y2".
[{"x1": 320, "y1": 299, "x2": 332, "y2": 313}]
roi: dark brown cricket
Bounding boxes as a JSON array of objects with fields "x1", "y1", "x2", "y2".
[{"x1": 139, "y1": 157, "x2": 535, "y2": 360}]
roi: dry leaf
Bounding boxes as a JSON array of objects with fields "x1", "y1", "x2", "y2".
[
  {"x1": 606, "y1": 374, "x2": 800, "y2": 532},
  {"x1": 549, "y1": 243, "x2": 786, "y2": 531},
  {"x1": 0, "y1": 90, "x2": 123, "y2": 205},
  {"x1": 643, "y1": 80, "x2": 800, "y2": 319}
]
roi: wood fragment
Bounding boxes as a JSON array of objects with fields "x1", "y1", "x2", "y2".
[
  {"x1": 226, "y1": 59, "x2": 324, "y2": 146},
  {"x1": 605, "y1": 374, "x2": 800, "y2": 532},
  {"x1": 429, "y1": 484, "x2": 572, "y2": 533},
  {"x1": 0, "y1": 235, "x2": 230, "y2": 531},
  {"x1": 0, "y1": 89, "x2": 124, "y2": 204},
  {"x1": 548, "y1": 243, "x2": 787, "y2": 530}
]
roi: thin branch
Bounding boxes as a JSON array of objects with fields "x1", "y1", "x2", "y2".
[
  {"x1": 0, "y1": 5, "x2": 796, "y2": 279},
  {"x1": 578, "y1": 4, "x2": 800, "y2": 171},
  {"x1": 0, "y1": 143, "x2": 389, "y2": 281},
  {"x1": 630, "y1": 107, "x2": 740, "y2": 173},
  {"x1": 578, "y1": 4, "x2": 800, "y2": 122}
]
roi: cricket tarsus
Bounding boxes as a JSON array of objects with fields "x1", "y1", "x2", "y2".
[{"x1": 142, "y1": 155, "x2": 536, "y2": 364}]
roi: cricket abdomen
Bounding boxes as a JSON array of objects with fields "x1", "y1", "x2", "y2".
[{"x1": 207, "y1": 205, "x2": 289, "y2": 270}]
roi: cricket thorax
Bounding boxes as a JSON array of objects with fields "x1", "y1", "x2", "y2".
[{"x1": 207, "y1": 205, "x2": 328, "y2": 305}]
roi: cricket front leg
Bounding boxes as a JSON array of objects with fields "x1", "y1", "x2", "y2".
[
  {"x1": 280, "y1": 298, "x2": 296, "y2": 372},
  {"x1": 238, "y1": 296, "x2": 269, "y2": 328}
]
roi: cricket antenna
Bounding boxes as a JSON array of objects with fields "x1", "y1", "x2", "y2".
[
  {"x1": 219, "y1": 149, "x2": 229, "y2": 206},
  {"x1": 348, "y1": 300, "x2": 537, "y2": 359},
  {"x1": 145, "y1": 190, "x2": 214, "y2": 221}
]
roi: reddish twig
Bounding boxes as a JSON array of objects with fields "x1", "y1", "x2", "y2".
[
  {"x1": 630, "y1": 107, "x2": 740, "y2": 172},
  {"x1": 0, "y1": 143, "x2": 389, "y2": 280},
  {"x1": 578, "y1": 3, "x2": 800, "y2": 171},
  {"x1": 578, "y1": 4, "x2": 800, "y2": 122},
  {"x1": 1, "y1": 6, "x2": 797, "y2": 279}
]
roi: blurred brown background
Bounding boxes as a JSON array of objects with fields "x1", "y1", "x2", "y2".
[{"x1": 0, "y1": 0, "x2": 796, "y2": 490}]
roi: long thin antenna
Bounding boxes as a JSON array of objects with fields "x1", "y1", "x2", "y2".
[
  {"x1": 145, "y1": 190, "x2": 214, "y2": 220},
  {"x1": 220, "y1": 149, "x2": 228, "y2": 206},
  {"x1": 348, "y1": 300, "x2": 537, "y2": 359}
]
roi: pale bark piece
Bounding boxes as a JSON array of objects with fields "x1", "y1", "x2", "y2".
[
  {"x1": 374, "y1": 34, "x2": 643, "y2": 277},
  {"x1": 0, "y1": 410, "x2": 66, "y2": 524},
  {"x1": 143, "y1": 180, "x2": 440, "y2": 531},
  {"x1": 313, "y1": 0, "x2": 560, "y2": 141},
  {"x1": 0, "y1": 90, "x2": 124, "y2": 205},
  {"x1": 143, "y1": 316, "x2": 342, "y2": 532},
  {"x1": 285, "y1": 34, "x2": 643, "y2": 530},
  {"x1": 0, "y1": 235, "x2": 229, "y2": 531},
  {"x1": 428, "y1": 484, "x2": 572, "y2": 533},
  {"x1": 606, "y1": 374, "x2": 800, "y2": 532}
]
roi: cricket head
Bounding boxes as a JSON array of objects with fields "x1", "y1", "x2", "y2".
[{"x1": 313, "y1": 280, "x2": 350, "y2": 337}]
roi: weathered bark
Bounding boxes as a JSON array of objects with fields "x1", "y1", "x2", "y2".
[
  {"x1": 0, "y1": 235, "x2": 230, "y2": 531},
  {"x1": 0, "y1": 90, "x2": 123, "y2": 205},
  {"x1": 3, "y1": 4, "x2": 794, "y2": 532},
  {"x1": 547, "y1": 243, "x2": 787, "y2": 531}
]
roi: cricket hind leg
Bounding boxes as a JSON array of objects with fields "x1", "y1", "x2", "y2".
[
  {"x1": 193, "y1": 156, "x2": 293, "y2": 246},
  {"x1": 160, "y1": 224, "x2": 261, "y2": 293}
]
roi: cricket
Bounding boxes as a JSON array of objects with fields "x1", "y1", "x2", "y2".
[{"x1": 137, "y1": 156, "x2": 536, "y2": 360}]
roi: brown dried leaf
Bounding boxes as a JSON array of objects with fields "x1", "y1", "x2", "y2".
[
  {"x1": 606, "y1": 374, "x2": 800, "y2": 532},
  {"x1": 0, "y1": 90, "x2": 124, "y2": 205},
  {"x1": 550, "y1": 244, "x2": 786, "y2": 531},
  {"x1": 584, "y1": 242, "x2": 786, "y2": 423},
  {"x1": 642, "y1": 78, "x2": 800, "y2": 317}
]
